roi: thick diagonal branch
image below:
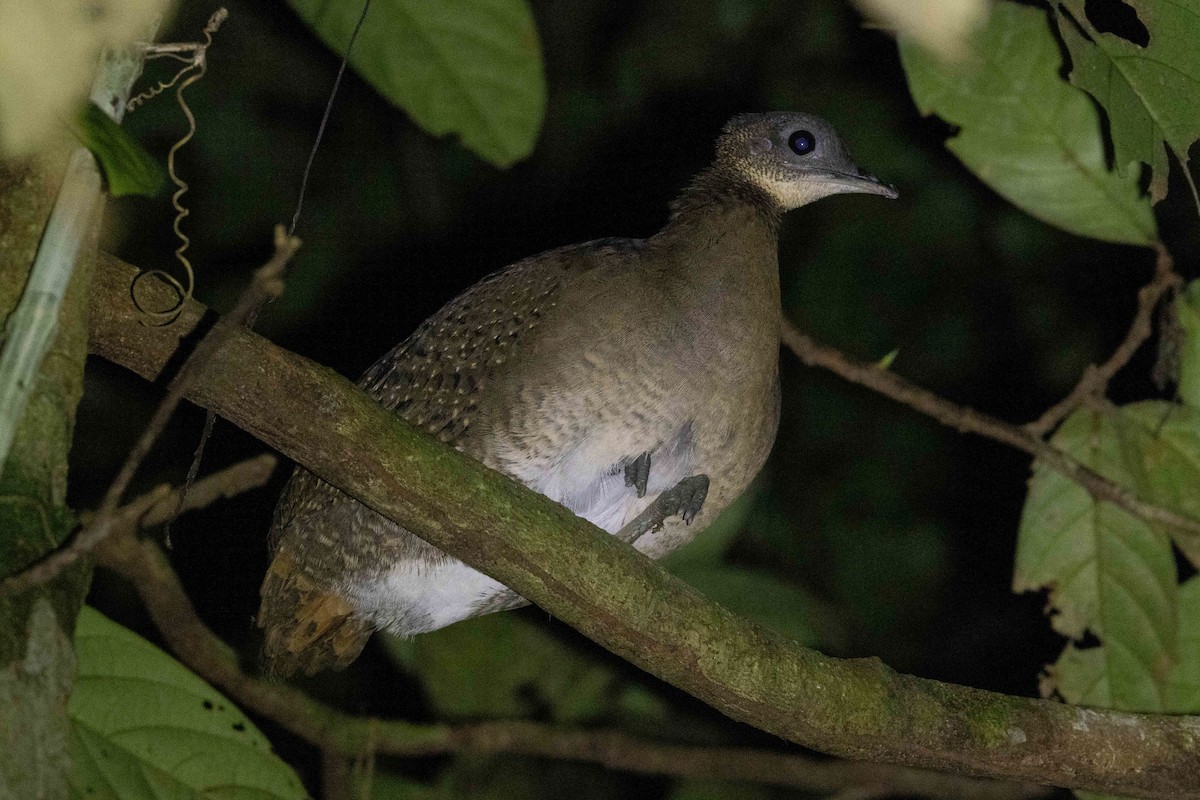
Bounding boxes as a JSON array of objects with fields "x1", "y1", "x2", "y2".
[
  {"x1": 94, "y1": 471, "x2": 1046, "y2": 799},
  {"x1": 87, "y1": 253, "x2": 1200, "y2": 799}
]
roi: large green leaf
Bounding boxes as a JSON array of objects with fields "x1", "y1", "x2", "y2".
[
  {"x1": 1111, "y1": 402, "x2": 1200, "y2": 568},
  {"x1": 1014, "y1": 404, "x2": 1178, "y2": 710},
  {"x1": 663, "y1": 488, "x2": 758, "y2": 570},
  {"x1": 899, "y1": 2, "x2": 1157, "y2": 246},
  {"x1": 1054, "y1": 0, "x2": 1200, "y2": 203},
  {"x1": 1050, "y1": 643, "x2": 1110, "y2": 706},
  {"x1": 392, "y1": 612, "x2": 618, "y2": 722},
  {"x1": 670, "y1": 566, "x2": 824, "y2": 646},
  {"x1": 285, "y1": 0, "x2": 545, "y2": 167},
  {"x1": 68, "y1": 607, "x2": 307, "y2": 800},
  {"x1": 1168, "y1": 576, "x2": 1200, "y2": 711},
  {"x1": 1048, "y1": 576, "x2": 1200, "y2": 714},
  {"x1": 1170, "y1": 280, "x2": 1200, "y2": 411}
]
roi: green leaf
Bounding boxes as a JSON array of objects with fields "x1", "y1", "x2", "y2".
[
  {"x1": 1063, "y1": 571, "x2": 1200, "y2": 800},
  {"x1": 1168, "y1": 576, "x2": 1200, "y2": 712},
  {"x1": 1047, "y1": 577, "x2": 1200, "y2": 716},
  {"x1": 403, "y1": 612, "x2": 617, "y2": 722},
  {"x1": 1014, "y1": 404, "x2": 1178, "y2": 710},
  {"x1": 358, "y1": 771, "x2": 440, "y2": 800},
  {"x1": 669, "y1": 566, "x2": 823, "y2": 646},
  {"x1": 1111, "y1": 402, "x2": 1200, "y2": 569},
  {"x1": 666, "y1": 778, "x2": 765, "y2": 800},
  {"x1": 1050, "y1": 643, "x2": 1109, "y2": 706},
  {"x1": 1173, "y1": 280, "x2": 1200, "y2": 412},
  {"x1": 1053, "y1": 0, "x2": 1200, "y2": 203},
  {"x1": 68, "y1": 607, "x2": 308, "y2": 800},
  {"x1": 71, "y1": 103, "x2": 166, "y2": 198},
  {"x1": 284, "y1": 0, "x2": 546, "y2": 167},
  {"x1": 663, "y1": 485, "x2": 759, "y2": 570},
  {"x1": 899, "y1": 2, "x2": 1157, "y2": 246}
]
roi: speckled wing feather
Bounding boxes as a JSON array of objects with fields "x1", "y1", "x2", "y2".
[{"x1": 258, "y1": 238, "x2": 642, "y2": 675}]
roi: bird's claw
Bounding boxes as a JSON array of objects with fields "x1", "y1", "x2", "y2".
[
  {"x1": 662, "y1": 474, "x2": 709, "y2": 526},
  {"x1": 617, "y1": 474, "x2": 710, "y2": 545},
  {"x1": 623, "y1": 451, "x2": 651, "y2": 498}
]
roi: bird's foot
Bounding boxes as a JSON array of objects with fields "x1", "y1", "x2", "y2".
[
  {"x1": 668, "y1": 474, "x2": 710, "y2": 525},
  {"x1": 616, "y1": 474, "x2": 710, "y2": 546},
  {"x1": 623, "y1": 451, "x2": 651, "y2": 498}
]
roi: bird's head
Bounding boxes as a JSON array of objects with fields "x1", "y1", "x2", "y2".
[{"x1": 714, "y1": 112, "x2": 898, "y2": 211}]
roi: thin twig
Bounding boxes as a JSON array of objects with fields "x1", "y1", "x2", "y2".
[
  {"x1": 167, "y1": 0, "x2": 371, "y2": 550},
  {"x1": 78, "y1": 454, "x2": 277, "y2": 533},
  {"x1": 2, "y1": 452, "x2": 274, "y2": 596},
  {"x1": 1026, "y1": 243, "x2": 1179, "y2": 437},
  {"x1": 780, "y1": 319, "x2": 1200, "y2": 551},
  {"x1": 165, "y1": 408, "x2": 216, "y2": 547},
  {"x1": 322, "y1": 750, "x2": 353, "y2": 800},
  {"x1": 90, "y1": 484, "x2": 1046, "y2": 800},
  {"x1": 0, "y1": 229, "x2": 296, "y2": 596}
]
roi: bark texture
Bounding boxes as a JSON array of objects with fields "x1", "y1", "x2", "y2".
[{"x1": 0, "y1": 162, "x2": 93, "y2": 800}]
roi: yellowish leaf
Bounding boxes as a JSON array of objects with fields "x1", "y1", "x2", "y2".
[
  {"x1": 853, "y1": 0, "x2": 989, "y2": 61},
  {"x1": 0, "y1": 0, "x2": 168, "y2": 156}
]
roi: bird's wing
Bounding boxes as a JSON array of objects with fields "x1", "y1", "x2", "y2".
[
  {"x1": 359, "y1": 237, "x2": 645, "y2": 446},
  {"x1": 259, "y1": 238, "x2": 644, "y2": 675}
]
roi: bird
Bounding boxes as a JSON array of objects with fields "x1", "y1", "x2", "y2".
[{"x1": 257, "y1": 111, "x2": 897, "y2": 676}]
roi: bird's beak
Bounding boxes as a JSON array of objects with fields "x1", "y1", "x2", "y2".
[{"x1": 814, "y1": 169, "x2": 899, "y2": 200}]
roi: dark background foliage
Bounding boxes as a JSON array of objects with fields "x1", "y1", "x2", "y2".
[{"x1": 70, "y1": 0, "x2": 1199, "y2": 795}]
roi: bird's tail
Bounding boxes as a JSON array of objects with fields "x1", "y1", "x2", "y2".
[{"x1": 257, "y1": 546, "x2": 374, "y2": 677}]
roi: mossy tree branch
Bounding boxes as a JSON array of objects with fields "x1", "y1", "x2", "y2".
[
  {"x1": 93, "y1": 465, "x2": 1047, "y2": 799},
  {"x1": 88, "y1": 253, "x2": 1200, "y2": 799},
  {"x1": 0, "y1": 162, "x2": 95, "y2": 799}
]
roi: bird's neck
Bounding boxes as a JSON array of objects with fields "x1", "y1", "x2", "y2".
[
  {"x1": 648, "y1": 169, "x2": 787, "y2": 362},
  {"x1": 666, "y1": 164, "x2": 782, "y2": 227},
  {"x1": 652, "y1": 166, "x2": 782, "y2": 314}
]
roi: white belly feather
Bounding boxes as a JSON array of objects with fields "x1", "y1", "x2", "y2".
[{"x1": 347, "y1": 423, "x2": 696, "y2": 635}]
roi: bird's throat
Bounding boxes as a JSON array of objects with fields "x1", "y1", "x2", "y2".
[{"x1": 655, "y1": 180, "x2": 781, "y2": 317}]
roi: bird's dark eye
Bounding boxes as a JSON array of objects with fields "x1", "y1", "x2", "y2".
[{"x1": 788, "y1": 130, "x2": 816, "y2": 156}]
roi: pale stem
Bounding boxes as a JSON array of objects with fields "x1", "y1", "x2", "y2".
[{"x1": 0, "y1": 31, "x2": 158, "y2": 476}]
